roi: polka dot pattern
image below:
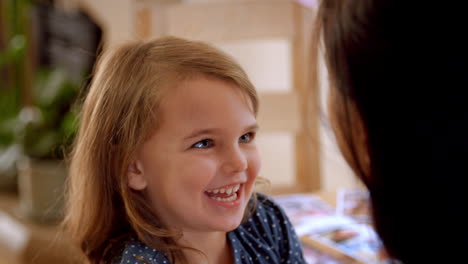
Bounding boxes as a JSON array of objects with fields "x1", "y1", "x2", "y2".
[
  {"x1": 115, "y1": 193, "x2": 305, "y2": 263},
  {"x1": 229, "y1": 193, "x2": 305, "y2": 263}
]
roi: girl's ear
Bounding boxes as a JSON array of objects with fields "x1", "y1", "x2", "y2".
[{"x1": 127, "y1": 160, "x2": 147, "y2": 190}]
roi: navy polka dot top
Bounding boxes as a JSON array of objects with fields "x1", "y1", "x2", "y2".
[{"x1": 116, "y1": 193, "x2": 305, "y2": 264}]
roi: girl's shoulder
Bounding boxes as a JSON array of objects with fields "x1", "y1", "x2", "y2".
[
  {"x1": 250, "y1": 192, "x2": 292, "y2": 226},
  {"x1": 228, "y1": 193, "x2": 305, "y2": 263},
  {"x1": 236, "y1": 192, "x2": 298, "y2": 243},
  {"x1": 113, "y1": 238, "x2": 169, "y2": 264}
]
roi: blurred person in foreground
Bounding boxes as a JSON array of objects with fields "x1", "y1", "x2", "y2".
[{"x1": 314, "y1": 0, "x2": 468, "y2": 263}]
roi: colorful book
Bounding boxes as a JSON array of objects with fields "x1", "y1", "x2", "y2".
[{"x1": 273, "y1": 192, "x2": 388, "y2": 264}]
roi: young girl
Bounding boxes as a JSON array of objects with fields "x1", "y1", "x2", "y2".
[{"x1": 63, "y1": 37, "x2": 305, "y2": 264}]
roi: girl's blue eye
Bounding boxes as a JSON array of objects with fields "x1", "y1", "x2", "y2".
[
  {"x1": 192, "y1": 139, "x2": 214, "y2": 149},
  {"x1": 239, "y1": 132, "x2": 254, "y2": 143}
]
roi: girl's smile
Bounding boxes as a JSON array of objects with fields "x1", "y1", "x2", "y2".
[{"x1": 205, "y1": 182, "x2": 244, "y2": 208}]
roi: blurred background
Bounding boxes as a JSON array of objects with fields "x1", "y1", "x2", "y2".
[{"x1": 0, "y1": 0, "x2": 360, "y2": 263}]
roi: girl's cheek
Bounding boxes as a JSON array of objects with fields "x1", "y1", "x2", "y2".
[{"x1": 249, "y1": 149, "x2": 262, "y2": 178}]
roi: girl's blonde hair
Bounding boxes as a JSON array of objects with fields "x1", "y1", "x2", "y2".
[{"x1": 63, "y1": 36, "x2": 259, "y2": 263}]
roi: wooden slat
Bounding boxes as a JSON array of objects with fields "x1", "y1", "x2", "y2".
[
  {"x1": 133, "y1": 0, "x2": 178, "y2": 39},
  {"x1": 292, "y1": 3, "x2": 321, "y2": 192},
  {"x1": 268, "y1": 185, "x2": 304, "y2": 195},
  {"x1": 257, "y1": 92, "x2": 301, "y2": 133},
  {"x1": 166, "y1": 0, "x2": 295, "y2": 42},
  {"x1": 135, "y1": 7, "x2": 152, "y2": 40}
]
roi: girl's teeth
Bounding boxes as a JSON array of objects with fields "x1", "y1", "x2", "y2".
[
  {"x1": 206, "y1": 184, "x2": 241, "y2": 194},
  {"x1": 209, "y1": 192, "x2": 237, "y2": 202}
]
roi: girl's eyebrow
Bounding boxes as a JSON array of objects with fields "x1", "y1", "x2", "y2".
[
  {"x1": 245, "y1": 123, "x2": 259, "y2": 132},
  {"x1": 183, "y1": 123, "x2": 259, "y2": 141},
  {"x1": 183, "y1": 128, "x2": 221, "y2": 141}
]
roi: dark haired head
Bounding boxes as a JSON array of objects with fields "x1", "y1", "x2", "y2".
[{"x1": 315, "y1": 0, "x2": 468, "y2": 262}]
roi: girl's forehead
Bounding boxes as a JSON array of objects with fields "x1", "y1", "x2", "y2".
[
  {"x1": 154, "y1": 77, "x2": 256, "y2": 132},
  {"x1": 160, "y1": 76, "x2": 255, "y2": 114}
]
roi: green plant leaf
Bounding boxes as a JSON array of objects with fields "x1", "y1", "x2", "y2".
[{"x1": 0, "y1": 35, "x2": 26, "y2": 66}]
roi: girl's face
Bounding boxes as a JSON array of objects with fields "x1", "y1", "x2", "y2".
[{"x1": 128, "y1": 76, "x2": 261, "y2": 234}]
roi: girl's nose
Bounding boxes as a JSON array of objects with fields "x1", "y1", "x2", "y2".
[{"x1": 222, "y1": 146, "x2": 248, "y2": 174}]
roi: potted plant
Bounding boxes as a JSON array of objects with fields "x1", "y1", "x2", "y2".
[
  {"x1": 1, "y1": 0, "x2": 99, "y2": 223},
  {"x1": 0, "y1": 35, "x2": 26, "y2": 191},
  {"x1": 15, "y1": 67, "x2": 79, "y2": 224}
]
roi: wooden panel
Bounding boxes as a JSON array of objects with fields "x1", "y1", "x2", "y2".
[
  {"x1": 166, "y1": 0, "x2": 295, "y2": 42},
  {"x1": 257, "y1": 92, "x2": 300, "y2": 133},
  {"x1": 133, "y1": 0, "x2": 179, "y2": 38},
  {"x1": 255, "y1": 132, "x2": 296, "y2": 191},
  {"x1": 292, "y1": 3, "x2": 321, "y2": 192},
  {"x1": 135, "y1": 7, "x2": 152, "y2": 40}
]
